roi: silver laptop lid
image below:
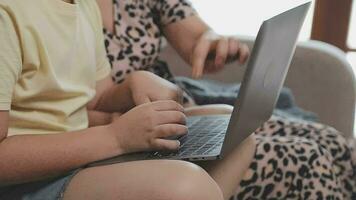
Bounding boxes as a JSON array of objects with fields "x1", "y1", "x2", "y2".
[{"x1": 221, "y1": 2, "x2": 311, "y2": 156}]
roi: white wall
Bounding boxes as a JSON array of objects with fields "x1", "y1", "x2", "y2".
[{"x1": 189, "y1": 0, "x2": 315, "y2": 40}]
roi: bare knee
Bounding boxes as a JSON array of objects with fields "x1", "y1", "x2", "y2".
[
  {"x1": 63, "y1": 160, "x2": 223, "y2": 200},
  {"x1": 165, "y1": 161, "x2": 224, "y2": 200}
]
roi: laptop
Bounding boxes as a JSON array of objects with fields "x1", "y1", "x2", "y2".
[{"x1": 90, "y1": 2, "x2": 311, "y2": 166}]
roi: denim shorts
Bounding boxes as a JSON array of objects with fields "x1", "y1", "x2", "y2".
[{"x1": 0, "y1": 170, "x2": 79, "y2": 200}]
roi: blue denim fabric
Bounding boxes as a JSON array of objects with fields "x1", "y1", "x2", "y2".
[{"x1": 0, "y1": 170, "x2": 79, "y2": 200}]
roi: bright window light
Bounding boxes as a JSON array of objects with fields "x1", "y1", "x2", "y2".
[
  {"x1": 348, "y1": 1, "x2": 356, "y2": 48},
  {"x1": 190, "y1": 0, "x2": 315, "y2": 41}
]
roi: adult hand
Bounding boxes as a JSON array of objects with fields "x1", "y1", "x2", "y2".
[
  {"x1": 108, "y1": 100, "x2": 187, "y2": 154},
  {"x1": 191, "y1": 30, "x2": 250, "y2": 79},
  {"x1": 127, "y1": 71, "x2": 184, "y2": 105}
]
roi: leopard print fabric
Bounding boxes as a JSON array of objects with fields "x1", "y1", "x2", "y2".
[
  {"x1": 234, "y1": 116, "x2": 356, "y2": 200},
  {"x1": 103, "y1": 0, "x2": 195, "y2": 84}
]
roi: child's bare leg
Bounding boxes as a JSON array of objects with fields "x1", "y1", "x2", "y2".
[
  {"x1": 198, "y1": 134, "x2": 256, "y2": 199},
  {"x1": 185, "y1": 104, "x2": 233, "y2": 116},
  {"x1": 63, "y1": 160, "x2": 224, "y2": 200},
  {"x1": 65, "y1": 106, "x2": 254, "y2": 200},
  {"x1": 63, "y1": 137, "x2": 255, "y2": 200}
]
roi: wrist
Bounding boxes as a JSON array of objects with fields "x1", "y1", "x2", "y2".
[
  {"x1": 85, "y1": 125, "x2": 126, "y2": 162},
  {"x1": 103, "y1": 123, "x2": 126, "y2": 156}
]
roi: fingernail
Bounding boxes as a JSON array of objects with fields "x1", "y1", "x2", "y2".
[{"x1": 177, "y1": 140, "x2": 181, "y2": 147}]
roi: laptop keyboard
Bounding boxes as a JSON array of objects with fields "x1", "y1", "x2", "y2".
[{"x1": 147, "y1": 116, "x2": 230, "y2": 159}]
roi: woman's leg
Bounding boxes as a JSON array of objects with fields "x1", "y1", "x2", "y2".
[
  {"x1": 235, "y1": 133, "x2": 343, "y2": 199},
  {"x1": 63, "y1": 160, "x2": 224, "y2": 200},
  {"x1": 256, "y1": 116, "x2": 356, "y2": 199},
  {"x1": 186, "y1": 103, "x2": 355, "y2": 199},
  {"x1": 233, "y1": 116, "x2": 353, "y2": 199},
  {"x1": 185, "y1": 104, "x2": 335, "y2": 199}
]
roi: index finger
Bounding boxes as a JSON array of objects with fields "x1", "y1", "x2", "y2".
[
  {"x1": 239, "y1": 44, "x2": 250, "y2": 64},
  {"x1": 192, "y1": 38, "x2": 211, "y2": 79}
]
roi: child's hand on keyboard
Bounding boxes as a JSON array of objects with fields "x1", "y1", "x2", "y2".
[{"x1": 107, "y1": 100, "x2": 188, "y2": 155}]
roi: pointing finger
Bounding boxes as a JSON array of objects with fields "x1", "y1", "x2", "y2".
[{"x1": 192, "y1": 38, "x2": 211, "y2": 79}]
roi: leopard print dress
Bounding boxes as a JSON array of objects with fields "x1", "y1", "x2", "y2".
[
  {"x1": 102, "y1": 0, "x2": 356, "y2": 199},
  {"x1": 103, "y1": 0, "x2": 194, "y2": 84}
]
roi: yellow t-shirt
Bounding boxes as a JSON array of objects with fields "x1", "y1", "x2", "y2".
[{"x1": 0, "y1": 0, "x2": 111, "y2": 136}]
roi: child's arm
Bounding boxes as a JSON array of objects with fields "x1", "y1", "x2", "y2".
[
  {"x1": 0, "y1": 100, "x2": 186, "y2": 186},
  {"x1": 0, "y1": 110, "x2": 119, "y2": 186},
  {"x1": 0, "y1": 7, "x2": 120, "y2": 186},
  {"x1": 162, "y1": 15, "x2": 250, "y2": 78}
]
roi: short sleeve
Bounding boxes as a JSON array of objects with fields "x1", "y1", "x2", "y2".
[
  {"x1": 85, "y1": 0, "x2": 111, "y2": 81},
  {"x1": 0, "y1": 8, "x2": 22, "y2": 110},
  {"x1": 149, "y1": 0, "x2": 196, "y2": 27}
]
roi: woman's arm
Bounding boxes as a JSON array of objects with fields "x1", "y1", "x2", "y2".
[
  {"x1": 163, "y1": 15, "x2": 210, "y2": 65},
  {"x1": 87, "y1": 75, "x2": 133, "y2": 114},
  {"x1": 163, "y1": 15, "x2": 250, "y2": 78}
]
